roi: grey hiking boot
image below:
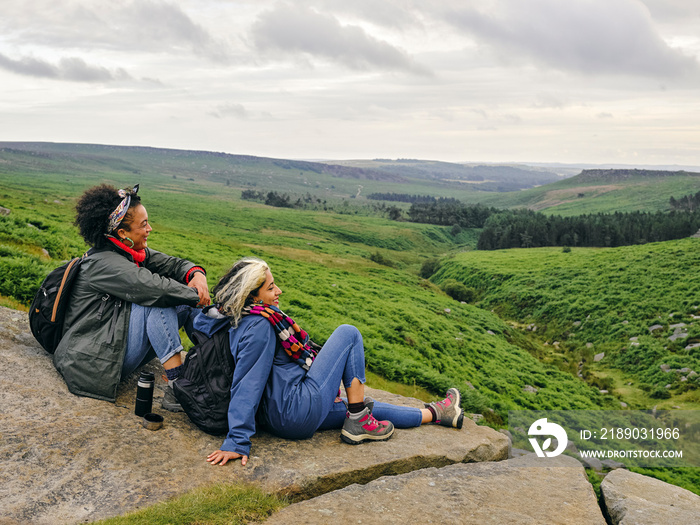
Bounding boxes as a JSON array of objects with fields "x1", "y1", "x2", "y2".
[
  {"x1": 427, "y1": 388, "x2": 464, "y2": 429},
  {"x1": 161, "y1": 383, "x2": 183, "y2": 412},
  {"x1": 341, "y1": 406, "x2": 394, "y2": 445}
]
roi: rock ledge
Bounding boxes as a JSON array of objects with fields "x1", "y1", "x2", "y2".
[{"x1": 0, "y1": 307, "x2": 507, "y2": 524}]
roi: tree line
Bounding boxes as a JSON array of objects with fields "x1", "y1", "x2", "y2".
[
  {"x1": 406, "y1": 199, "x2": 498, "y2": 228},
  {"x1": 670, "y1": 190, "x2": 700, "y2": 212},
  {"x1": 241, "y1": 190, "x2": 323, "y2": 208},
  {"x1": 367, "y1": 192, "x2": 440, "y2": 203},
  {"x1": 476, "y1": 209, "x2": 700, "y2": 250}
]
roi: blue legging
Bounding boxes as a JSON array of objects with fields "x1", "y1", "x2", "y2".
[{"x1": 305, "y1": 324, "x2": 423, "y2": 431}]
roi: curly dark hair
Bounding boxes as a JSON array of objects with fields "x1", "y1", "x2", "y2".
[{"x1": 74, "y1": 184, "x2": 142, "y2": 248}]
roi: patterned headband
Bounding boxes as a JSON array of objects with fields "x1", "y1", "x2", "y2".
[{"x1": 107, "y1": 184, "x2": 139, "y2": 233}]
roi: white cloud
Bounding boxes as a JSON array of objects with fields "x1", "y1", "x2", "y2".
[
  {"x1": 250, "y1": 4, "x2": 431, "y2": 75},
  {"x1": 440, "y1": 0, "x2": 699, "y2": 78},
  {"x1": 320, "y1": 0, "x2": 423, "y2": 30},
  {"x1": 1, "y1": 0, "x2": 230, "y2": 62},
  {"x1": 0, "y1": 0, "x2": 699, "y2": 166}
]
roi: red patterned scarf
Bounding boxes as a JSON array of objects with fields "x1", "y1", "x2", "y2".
[{"x1": 242, "y1": 304, "x2": 321, "y2": 370}]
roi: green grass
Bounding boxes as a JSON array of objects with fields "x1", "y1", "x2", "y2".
[
  {"x1": 0, "y1": 294, "x2": 29, "y2": 311},
  {"x1": 585, "y1": 469, "x2": 604, "y2": 500},
  {"x1": 92, "y1": 483, "x2": 286, "y2": 525},
  {"x1": 0, "y1": 158, "x2": 611, "y2": 423},
  {"x1": 365, "y1": 370, "x2": 439, "y2": 403},
  {"x1": 466, "y1": 173, "x2": 700, "y2": 216},
  {"x1": 3, "y1": 144, "x2": 699, "y2": 508},
  {"x1": 432, "y1": 241, "x2": 700, "y2": 410},
  {"x1": 0, "y1": 142, "x2": 497, "y2": 203}
]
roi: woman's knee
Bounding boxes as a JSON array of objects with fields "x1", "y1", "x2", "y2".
[{"x1": 334, "y1": 324, "x2": 362, "y2": 344}]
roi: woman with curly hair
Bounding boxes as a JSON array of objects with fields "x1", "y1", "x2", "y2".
[
  {"x1": 197, "y1": 257, "x2": 464, "y2": 466},
  {"x1": 53, "y1": 183, "x2": 210, "y2": 408}
]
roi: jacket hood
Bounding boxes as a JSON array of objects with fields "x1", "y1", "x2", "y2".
[{"x1": 193, "y1": 306, "x2": 231, "y2": 337}]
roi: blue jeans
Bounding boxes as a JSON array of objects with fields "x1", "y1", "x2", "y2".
[
  {"x1": 121, "y1": 304, "x2": 197, "y2": 378},
  {"x1": 305, "y1": 325, "x2": 423, "y2": 431}
]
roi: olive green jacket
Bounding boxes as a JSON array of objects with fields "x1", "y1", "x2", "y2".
[{"x1": 53, "y1": 245, "x2": 201, "y2": 402}]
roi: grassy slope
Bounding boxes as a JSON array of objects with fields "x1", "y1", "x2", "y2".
[
  {"x1": 433, "y1": 241, "x2": 700, "y2": 410},
  {"x1": 2, "y1": 144, "x2": 698, "y2": 502},
  {"x1": 0, "y1": 160, "x2": 610, "y2": 424},
  {"x1": 433, "y1": 243, "x2": 700, "y2": 495},
  {"x1": 0, "y1": 142, "x2": 496, "y2": 201},
  {"x1": 465, "y1": 172, "x2": 700, "y2": 216}
]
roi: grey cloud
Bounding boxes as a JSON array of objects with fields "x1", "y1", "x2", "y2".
[
  {"x1": 210, "y1": 103, "x2": 249, "y2": 119},
  {"x1": 0, "y1": 52, "x2": 131, "y2": 82},
  {"x1": 251, "y1": 4, "x2": 430, "y2": 75},
  {"x1": 441, "y1": 0, "x2": 699, "y2": 78},
  {"x1": 503, "y1": 114, "x2": 523, "y2": 124},
  {"x1": 532, "y1": 94, "x2": 567, "y2": 109},
  {"x1": 2, "y1": 0, "x2": 229, "y2": 62},
  {"x1": 119, "y1": 1, "x2": 230, "y2": 61},
  {"x1": 638, "y1": 0, "x2": 700, "y2": 21}
]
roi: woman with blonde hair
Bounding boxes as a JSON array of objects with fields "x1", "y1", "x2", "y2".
[{"x1": 198, "y1": 257, "x2": 463, "y2": 466}]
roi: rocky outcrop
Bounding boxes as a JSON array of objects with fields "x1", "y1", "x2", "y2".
[
  {"x1": 0, "y1": 307, "x2": 507, "y2": 524},
  {"x1": 4, "y1": 305, "x2": 698, "y2": 525},
  {"x1": 601, "y1": 469, "x2": 700, "y2": 524},
  {"x1": 266, "y1": 454, "x2": 606, "y2": 525}
]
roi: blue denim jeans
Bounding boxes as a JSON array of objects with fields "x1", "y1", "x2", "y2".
[
  {"x1": 305, "y1": 324, "x2": 423, "y2": 431},
  {"x1": 121, "y1": 304, "x2": 197, "y2": 378}
]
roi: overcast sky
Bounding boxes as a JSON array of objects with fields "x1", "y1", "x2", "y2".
[{"x1": 1, "y1": 0, "x2": 699, "y2": 166}]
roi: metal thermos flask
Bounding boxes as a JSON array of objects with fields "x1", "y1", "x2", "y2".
[{"x1": 134, "y1": 371, "x2": 155, "y2": 417}]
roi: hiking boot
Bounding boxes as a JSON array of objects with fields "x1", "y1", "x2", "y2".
[
  {"x1": 161, "y1": 383, "x2": 183, "y2": 412},
  {"x1": 427, "y1": 388, "x2": 464, "y2": 429},
  {"x1": 341, "y1": 407, "x2": 394, "y2": 445}
]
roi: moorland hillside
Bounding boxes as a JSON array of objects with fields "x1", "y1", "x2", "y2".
[
  {"x1": 467, "y1": 167, "x2": 700, "y2": 215},
  {"x1": 1, "y1": 142, "x2": 698, "y2": 495}
]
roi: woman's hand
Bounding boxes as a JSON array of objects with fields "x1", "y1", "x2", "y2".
[
  {"x1": 207, "y1": 450, "x2": 248, "y2": 466},
  {"x1": 189, "y1": 272, "x2": 211, "y2": 307}
]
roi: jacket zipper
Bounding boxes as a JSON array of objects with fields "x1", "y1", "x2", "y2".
[{"x1": 107, "y1": 300, "x2": 122, "y2": 344}]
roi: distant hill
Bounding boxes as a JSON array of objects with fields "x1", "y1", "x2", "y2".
[
  {"x1": 0, "y1": 141, "x2": 404, "y2": 183},
  {"x1": 0, "y1": 142, "x2": 565, "y2": 199},
  {"x1": 465, "y1": 167, "x2": 700, "y2": 216},
  {"x1": 335, "y1": 158, "x2": 564, "y2": 191},
  {"x1": 1, "y1": 142, "x2": 697, "y2": 216},
  {"x1": 575, "y1": 168, "x2": 697, "y2": 183}
]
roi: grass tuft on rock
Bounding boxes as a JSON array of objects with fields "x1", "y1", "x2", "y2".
[{"x1": 93, "y1": 483, "x2": 287, "y2": 525}]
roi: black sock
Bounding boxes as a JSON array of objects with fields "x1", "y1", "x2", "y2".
[
  {"x1": 427, "y1": 405, "x2": 438, "y2": 422},
  {"x1": 347, "y1": 401, "x2": 365, "y2": 414},
  {"x1": 165, "y1": 365, "x2": 183, "y2": 382}
]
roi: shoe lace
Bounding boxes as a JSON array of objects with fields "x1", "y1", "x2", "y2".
[
  {"x1": 434, "y1": 394, "x2": 454, "y2": 413},
  {"x1": 367, "y1": 413, "x2": 386, "y2": 428}
]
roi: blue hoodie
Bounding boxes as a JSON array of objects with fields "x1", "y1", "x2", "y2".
[{"x1": 194, "y1": 311, "x2": 327, "y2": 456}]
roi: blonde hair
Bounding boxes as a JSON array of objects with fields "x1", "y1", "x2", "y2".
[{"x1": 214, "y1": 257, "x2": 269, "y2": 326}]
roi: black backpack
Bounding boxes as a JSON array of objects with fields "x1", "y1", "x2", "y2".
[
  {"x1": 29, "y1": 250, "x2": 92, "y2": 354},
  {"x1": 173, "y1": 326, "x2": 234, "y2": 435}
]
